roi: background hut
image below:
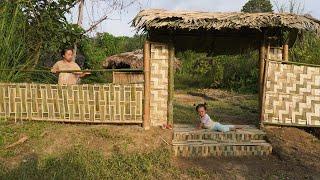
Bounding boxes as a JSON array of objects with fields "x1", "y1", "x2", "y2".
[{"x1": 103, "y1": 49, "x2": 181, "y2": 84}]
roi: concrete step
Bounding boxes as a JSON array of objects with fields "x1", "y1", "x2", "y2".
[{"x1": 172, "y1": 124, "x2": 272, "y2": 157}]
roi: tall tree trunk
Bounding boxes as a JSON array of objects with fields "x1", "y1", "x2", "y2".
[{"x1": 74, "y1": 0, "x2": 84, "y2": 61}]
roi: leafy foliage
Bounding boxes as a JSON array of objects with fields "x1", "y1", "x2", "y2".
[
  {"x1": 21, "y1": 0, "x2": 83, "y2": 68},
  {"x1": 79, "y1": 33, "x2": 145, "y2": 83},
  {"x1": 0, "y1": 1, "x2": 82, "y2": 83},
  {"x1": 175, "y1": 51, "x2": 259, "y2": 93},
  {"x1": 0, "y1": 2, "x2": 30, "y2": 82},
  {"x1": 290, "y1": 33, "x2": 320, "y2": 64},
  {"x1": 241, "y1": 0, "x2": 273, "y2": 13}
]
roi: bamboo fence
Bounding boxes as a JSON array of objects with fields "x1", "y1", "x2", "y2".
[
  {"x1": 0, "y1": 83, "x2": 143, "y2": 123},
  {"x1": 263, "y1": 60, "x2": 320, "y2": 127}
]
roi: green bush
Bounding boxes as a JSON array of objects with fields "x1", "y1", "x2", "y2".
[
  {"x1": 175, "y1": 50, "x2": 259, "y2": 93},
  {"x1": 290, "y1": 33, "x2": 320, "y2": 64},
  {"x1": 79, "y1": 33, "x2": 145, "y2": 83},
  {"x1": 0, "y1": 1, "x2": 81, "y2": 83}
]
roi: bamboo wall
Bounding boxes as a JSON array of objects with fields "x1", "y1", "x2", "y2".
[
  {"x1": 263, "y1": 61, "x2": 320, "y2": 127},
  {"x1": 0, "y1": 83, "x2": 143, "y2": 123},
  {"x1": 113, "y1": 72, "x2": 144, "y2": 84},
  {"x1": 150, "y1": 43, "x2": 169, "y2": 126}
]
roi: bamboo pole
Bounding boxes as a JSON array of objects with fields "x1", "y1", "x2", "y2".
[
  {"x1": 258, "y1": 41, "x2": 266, "y2": 128},
  {"x1": 0, "y1": 69, "x2": 144, "y2": 73},
  {"x1": 267, "y1": 59, "x2": 320, "y2": 67},
  {"x1": 282, "y1": 44, "x2": 289, "y2": 61},
  {"x1": 167, "y1": 44, "x2": 174, "y2": 126},
  {"x1": 143, "y1": 41, "x2": 151, "y2": 130},
  {"x1": 260, "y1": 58, "x2": 269, "y2": 129}
]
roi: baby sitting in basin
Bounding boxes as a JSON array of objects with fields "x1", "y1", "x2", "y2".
[{"x1": 195, "y1": 103, "x2": 245, "y2": 132}]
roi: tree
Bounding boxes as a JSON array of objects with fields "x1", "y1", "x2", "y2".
[
  {"x1": 274, "y1": 0, "x2": 305, "y2": 14},
  {"x1": 241, "y1": 0, "x2": 273, "y2": 13},
  {"x1": 20, "y1": 0, "x2": 83, "y2": 66}
]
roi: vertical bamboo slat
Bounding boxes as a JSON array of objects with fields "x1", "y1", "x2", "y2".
[
  {"x1": 282, "y1": 44, "x2": 289, "y2": 61},
  {"x1": 143, "y1": 41, "x2": 151, "y2": 130}
]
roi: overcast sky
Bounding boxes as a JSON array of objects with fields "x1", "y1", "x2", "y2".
[{"x1": 69, "y1": 0, "x2": 320, "y2": 37}]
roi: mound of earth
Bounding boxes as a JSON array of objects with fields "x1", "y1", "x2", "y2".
[{"x1": 265, "y1": 126, "x2": 320, "y2": 172}]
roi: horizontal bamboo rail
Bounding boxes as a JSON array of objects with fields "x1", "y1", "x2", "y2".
[
  {"x1": 267, "y1": 59, "x2": 320, "y2": 68},
  {"x1": 0, "y1": 69, "x2": 144, "y2": 73}
]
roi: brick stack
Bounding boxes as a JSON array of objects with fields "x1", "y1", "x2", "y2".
[{"x1": 172, "y1": 125, "x2": 272, "y2": 157}]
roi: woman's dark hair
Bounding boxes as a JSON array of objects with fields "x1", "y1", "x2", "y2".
[
  {"x1": 195, "y1": 103, "x2": 207, "y2": 111},
  {"x1": 61, "y1": 47, "x2": 74, "y2": 57}
]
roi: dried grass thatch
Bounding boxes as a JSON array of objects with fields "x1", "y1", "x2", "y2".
[
  {"x1": 103, "y1": 49, "x2": 181, "y2": 69},
  {"x1": 132, "y1": 9, "x2": 320, "y2": 33}
]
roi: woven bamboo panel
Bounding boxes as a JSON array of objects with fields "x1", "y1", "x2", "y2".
[
  {"x1": 173, "y1": 128, "x2": 266, "y2": 142},
  {"x1": 0, "y1": 83, "x2": 143, "y2": 123},
  {"x1": 263, "y1": 61, "x2": 320, "y2": 126},
  {"x1": 172, "y1": 142, "x2": 272, "y2": 157},
  {"x1": 112, "y1": 72, "x2": 144, "y2": 84},
  {"x1": 172, "y1": 125, "x2": 272, "y2": 157},
  {"x1": 268, "y1": 47, "x2": 283, "y2": 60},
  {"x1": 150, "y1": 43, "x2": 169, "y2": 126}
]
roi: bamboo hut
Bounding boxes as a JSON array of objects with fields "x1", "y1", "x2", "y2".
[
  {"x1": 132, "y1": 9, "x2": 320, "y2": 128},
  {"x1": 103, "y1": 49, "x2": 181, "y2": 84},
  {"x1": 132, "y1": 9, "x2": 320, "y2": 54}
]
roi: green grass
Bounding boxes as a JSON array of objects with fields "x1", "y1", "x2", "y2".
[
  {"x1": 0, "y1": 119, "x2": 212, "y2": 179},
  {"x1": 173, "y1": 103, "x2": 198, "y2": 124},
  {"x1": 0, "y1": 145, "x2": 182, "y2": 180},
  {"x1": 173, "y1": 92, "x2": 259, "y2": 125},
  {"x1": 0, "y1": 120, "x2": 60, "y2": 158},
  {"x1": 0, "y1": 144, "x2": 213, "y2": 179}
]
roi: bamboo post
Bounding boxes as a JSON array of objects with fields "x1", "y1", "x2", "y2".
[
  {"x1": 258, "y1": 41, "x2": 266, "y2": 128},
  {"x1": 260, "y1": 58, "x2": 269, "y2": 129},
  {"x1": 282, "y1": 44, "x2": 289, "y2": 61},
  {"x1": 143, "y1": 41, "x2": 151, "y2": 130},
  {"x1": 168, "y1": 44, "x2": 174, "y2": 125}
]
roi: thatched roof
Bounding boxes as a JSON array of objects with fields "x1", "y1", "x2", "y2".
[
  {"x1": 132, "y1": 9, "x2": 320, "y2": 33},
  {"x1": 103, "y1": 49, "x2": 181, "y2": 69}
]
